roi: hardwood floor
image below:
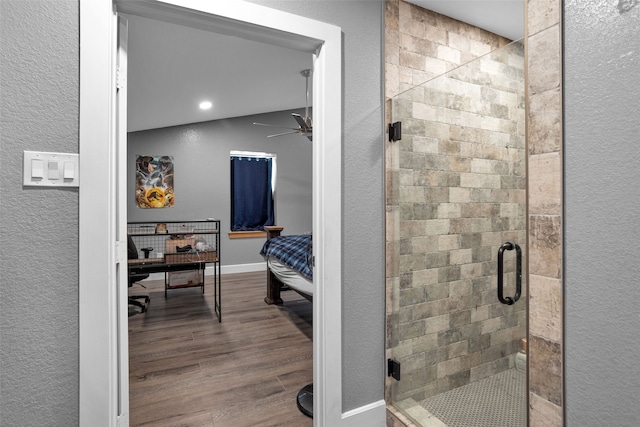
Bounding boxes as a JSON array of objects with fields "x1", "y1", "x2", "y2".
[{"x1": 128, "y1": 271, "x2": 313, "y2": 427}]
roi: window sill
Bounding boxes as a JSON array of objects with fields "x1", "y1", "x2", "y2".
[{"x1": 228, "y1": 231, "x2": 267, "y2": 239}]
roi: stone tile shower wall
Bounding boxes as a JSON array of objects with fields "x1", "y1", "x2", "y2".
[
  {"x1": 385, "y1": 0, "x2": 510, "y2": 98},
  {"x1": 526, "y1": 0, "x2": 563, "y2": 425},
  {"x1": 385, "y1": 3, "x2": 518, "y2": 418},
  {"x1": 386, "y1": 1, "x2": 566, "y2": 426},
  {"x1": 390, "y1": 42, "x2": 526, "y2": 404}
]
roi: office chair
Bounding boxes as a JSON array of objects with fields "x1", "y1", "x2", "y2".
[{"x1": 127, "y1": 235, "x2": 152, "y2": 313}]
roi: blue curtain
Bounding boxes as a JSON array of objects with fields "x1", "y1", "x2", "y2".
[{"x1": 230, "y1": 156, "x2": 274, "y2": 231}]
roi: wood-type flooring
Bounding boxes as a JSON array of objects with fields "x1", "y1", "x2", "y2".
[{"x1": 128, "y1": 271, "x2": 313, "y2": 427}]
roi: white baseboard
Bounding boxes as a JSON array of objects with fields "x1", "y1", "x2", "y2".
[
  {"x1": 145, "y1": 262, "x2": 266, "y2": 282},
  {"x1": 220, "y1": 262, "x2": 266, "y2": 275},
  {"x1": 341, "y1": 399, "x2": 387, "y2": 427}
]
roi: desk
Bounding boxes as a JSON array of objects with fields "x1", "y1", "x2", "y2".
[
  {"x1": 128, "y1": 257, "x2": 220, "y2": 322},
  {"x1": 128, "y1": 220, "x2": 221, "y2": 322}
]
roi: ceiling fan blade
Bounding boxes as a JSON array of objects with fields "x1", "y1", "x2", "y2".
[
  {"x1": 253, "y1": 122, "x2": 298, "y2": 131},
  {"x1": 267, "y1": 130, "x2": 300, "y2": 138},
  {"x1": 255, "y1": 70, "x2": 313, "y2": 141}
]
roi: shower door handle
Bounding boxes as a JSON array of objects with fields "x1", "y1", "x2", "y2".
[{"x1": 497, "y1": 241, "x2": 522, "y2": 305}]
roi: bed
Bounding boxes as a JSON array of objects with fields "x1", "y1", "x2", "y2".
[{"x1": 260, "y1": 226, "x2": 313, "y2": 305}]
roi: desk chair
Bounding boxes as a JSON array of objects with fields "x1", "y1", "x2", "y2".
[{"x1": 128, "y1": 235, "x2": 151, "y2": 313}]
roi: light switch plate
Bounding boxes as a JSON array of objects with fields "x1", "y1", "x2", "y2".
[{"x1": 24, "y1": 151, "x2": 79, "y2": 187}]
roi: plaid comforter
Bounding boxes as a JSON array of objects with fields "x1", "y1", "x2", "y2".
[{"x1": 260, "y1": 234, "x2": 313, "y2": 280}]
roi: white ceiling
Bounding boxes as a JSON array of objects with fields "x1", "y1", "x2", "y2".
[
  {"x1": 126, "y1": 13, "x2": 312, "y2": 132},
  {"x1": 126, "y1": 1, "x2": 523, "y2": 133},
  {"x1": 404, "y1": 0, "x2": 524, "y2": 41}
]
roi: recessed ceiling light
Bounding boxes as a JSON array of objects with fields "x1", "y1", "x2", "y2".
[{"x1": 199, "y1": 101, "x2": 213, "y2": 110}]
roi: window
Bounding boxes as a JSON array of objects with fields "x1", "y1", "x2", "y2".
[{"x1": 230, "y1": 151, "x2": 276, "y2": 232}]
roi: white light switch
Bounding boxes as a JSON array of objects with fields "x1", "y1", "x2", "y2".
[
  {"x1": 31, "y1": 159, "x2": 44, "y2": 179},
  {"x1": 48, "y1": 161, "x2": 60, "y2": 180},
  {"x1": 24, "y1": 151, "x2": 79, "y2": 187},
  {"x1": 64, "y1": 162, "x2": 75, "y2": 179}
]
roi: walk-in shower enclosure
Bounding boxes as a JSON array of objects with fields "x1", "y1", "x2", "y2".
[{"x1": 388, "y1": 39, "x2": 527, "y2": 427}]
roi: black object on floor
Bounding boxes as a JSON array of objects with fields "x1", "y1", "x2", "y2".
[
  {"x1": 296, "y1": 383, "x2": 313, "y2": 418},
  {"x1": 129, "y1": 295, "x2": 150, "y2": 313}
]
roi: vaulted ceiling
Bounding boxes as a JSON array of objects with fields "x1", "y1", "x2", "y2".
[{"x1": 125, "y1": 13, "x2": 312, "y2": 132}]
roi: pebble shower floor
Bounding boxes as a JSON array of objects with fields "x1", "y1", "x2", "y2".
[{"x1": 420, "y1": 369, "x2": 526, "y2": 427}]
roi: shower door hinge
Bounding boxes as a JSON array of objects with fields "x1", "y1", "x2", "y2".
[
  {"x1": 388, "y1": 121, "x2": 402, "y2": 142},
  {"x1": 387, "y1": 358, "x2": 401, "y2": 381}
]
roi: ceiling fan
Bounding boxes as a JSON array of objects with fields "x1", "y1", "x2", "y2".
[{"x1": 253, "y1": 69, "x2": 312, "y2": 141}]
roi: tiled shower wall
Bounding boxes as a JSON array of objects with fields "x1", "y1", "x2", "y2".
[
  {"x1": 385, "y1": 0, "x2": 564, "y2": 426},
  {"x1": 389, "y1": 34, "x2": 526, "y2": 404},
  {"x1": 526, "y1": 0, "x2": 563, "y2": 425},
  {"x1": 384, "y1": 0, "x2": 510, "y2": 97}
]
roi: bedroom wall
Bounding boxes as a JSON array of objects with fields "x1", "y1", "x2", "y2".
[
  {"x1": 244, "y1": 0, "x2": 386, "y2": 413},
  {"x1": 127, "y1": 109, "x2": 313, "y2": 267}
]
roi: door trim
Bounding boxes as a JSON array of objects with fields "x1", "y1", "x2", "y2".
[{"x1": 79, "y1": 0, "x2": 343, "y2": 425}]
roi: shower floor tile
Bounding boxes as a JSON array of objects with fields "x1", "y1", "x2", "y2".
[{"x1": 419, "y1": 368, "x2": 526, "y2": 427}]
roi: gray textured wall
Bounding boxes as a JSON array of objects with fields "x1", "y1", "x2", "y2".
[
  {"x1": 0, "y1": 0, "x2": 80, "y2": 425},
  {"x1": 245, "y1": 0, "x2": 386, "y2": 412},
  {"x1": 564, "y1": 0, "x2": 640, "y2": 425},
  {"x1": 128, "y1": 109, "x2": 313, "y2": 266}
]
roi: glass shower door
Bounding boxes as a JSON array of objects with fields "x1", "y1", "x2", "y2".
[{"x1": 388, "y1": 40, "x2": 527, "y2": 427}]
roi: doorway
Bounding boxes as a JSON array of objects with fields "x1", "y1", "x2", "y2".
[
  {"x1": 124, "y1": 11, "x2": 313, "y2": 424},
  {"x1": 79, "y1": 1, "x2": 343, "y2": 425}
]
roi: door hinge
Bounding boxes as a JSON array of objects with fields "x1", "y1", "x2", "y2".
[
  {"x1": 388, "y1": 121, "x2": 402, "y2": 142},
  {"x1": 115, "y1": 240, "x2": 127, "y2": 264},
  {"x1": 388, "y1": 358, "x2": 401, "y2": 381},
  {"x1": 116, "y1": 67, "x2": 127, "y2": 91}
]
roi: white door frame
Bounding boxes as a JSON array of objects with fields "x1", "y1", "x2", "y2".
[{"x1": 79, "y1": 1, "x2": 343, "y2": 426}]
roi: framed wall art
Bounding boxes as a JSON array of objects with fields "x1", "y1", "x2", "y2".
[{"x1": 135, "y1": 155, "x2": 174, "y2": 208}]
